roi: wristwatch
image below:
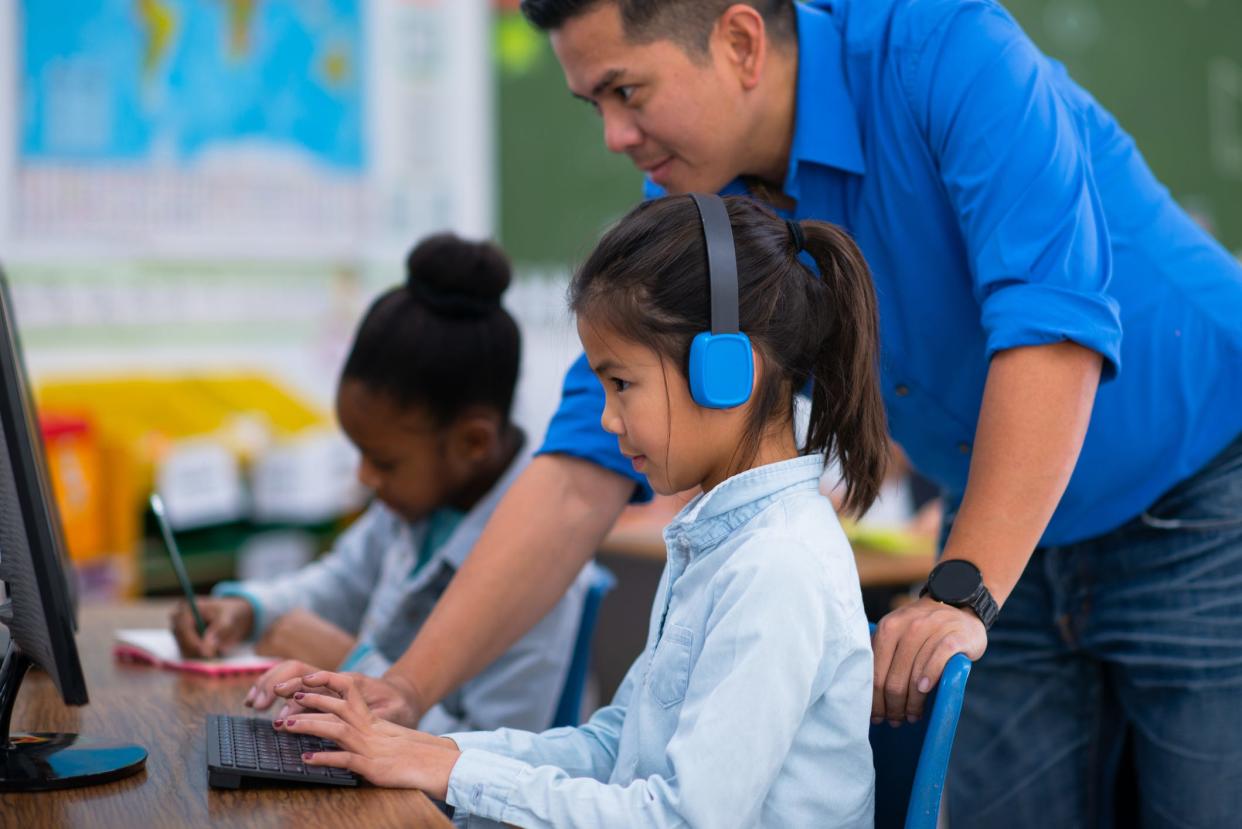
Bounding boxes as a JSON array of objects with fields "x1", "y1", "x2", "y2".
[{"x1": 919, "y1": 559, "x2": 1000, "y2": 630}]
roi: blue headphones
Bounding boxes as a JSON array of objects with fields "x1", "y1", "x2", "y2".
[{"x1": 688, "y1": 193, "x2": 754, "y2": 409}]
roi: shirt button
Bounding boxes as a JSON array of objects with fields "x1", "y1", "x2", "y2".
[
  {"x1": 895, "y1": 384, "x2": 910, "y2": 397},
  {"x1": 958, "y1": 442, "x2": 971, "y2": 455}
]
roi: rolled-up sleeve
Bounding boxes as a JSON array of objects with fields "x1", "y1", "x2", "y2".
[
  {"x1": 904, "y1": 1, "x2": 1121, "y2": 378},
  {"x1": 536, "y1": 353, "x2": 652, "y2": 502}
]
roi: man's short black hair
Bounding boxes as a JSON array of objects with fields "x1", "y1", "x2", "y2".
[{"x1": 520, "y1": 0, "x2": 796, "y2": 52}]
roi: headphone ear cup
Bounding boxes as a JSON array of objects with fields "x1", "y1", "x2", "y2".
[{"x1": 688, "y1": 332, "x2": 754, "y2": 409}]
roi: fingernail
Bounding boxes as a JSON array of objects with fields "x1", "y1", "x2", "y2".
[
  {"x1": 294, "y1": 692, "x2": 304, "y2": 701},
  {"x1": 917, "y1": 677, "x2": 932, "y2": 694},
  {"x1": 871, "y1": 716, "x2": 882, "y2": 725},
  {"x1": 907, "y1": 715, "x2": 919, "y2": 724},
  {"x1": 285, "y1": 719, "x2": 296, "y2": 726},
  {"x1": 888, "y1": 720, "x2": 902, "y2": 728},
  {"x1": 304, "y1": 672, "x2": 319, "y2": 681},
  {"x1": 273, "y1": 720, "x2": 283, "y2": 728},
  {"x1": 244, "y1": 687, "x2": 256, "y2": 704},
  {"x1": 302, "y1": 752, "x2": 313, "y2": 761},
  {"x1": 274, "y1": 681, "x2": 287, "y2": 690}
]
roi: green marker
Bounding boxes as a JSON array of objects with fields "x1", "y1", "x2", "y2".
[{"x1": 149, "y1": 492, "x2": 206, "y2": 638}]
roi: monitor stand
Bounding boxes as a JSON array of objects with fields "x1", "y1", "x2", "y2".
[{"x1": 0, "y1": 641, "x2": 147, "y2": 791}]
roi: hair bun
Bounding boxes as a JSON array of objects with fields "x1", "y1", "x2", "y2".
[{"x1": 405, "y1": 233, "x2": 513, "y2": 318}]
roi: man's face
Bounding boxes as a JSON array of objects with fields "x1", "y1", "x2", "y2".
[{"x1": 550, "y1": 2, "x2": 752, "y2": 194}]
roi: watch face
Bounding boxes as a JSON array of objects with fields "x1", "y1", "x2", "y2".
[{"x1": 931, "y1": 559, "x2": 981, "y2": 604}]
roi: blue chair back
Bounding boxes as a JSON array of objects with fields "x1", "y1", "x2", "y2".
[
  {"x1": 551, "y1": 563, "x2": 616, "y2": 728},
  {"x1": 869, "y1": 625, "x2": 972, "y2": 829}
]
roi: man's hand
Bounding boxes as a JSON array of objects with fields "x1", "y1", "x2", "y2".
[
  {"x1": 170, "y1": 596, "x2": 253, "y2": 659},
  {"x1": 872, "y1": 596, "x2": 987, "y2": 725},
  {"x1": 276, "y1": 671, "x2": 460, "y2": 796},
  {"x1": 254, "y1": 608, "x2": 355, "y2": 668}
]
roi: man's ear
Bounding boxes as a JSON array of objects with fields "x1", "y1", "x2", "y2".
[{"x1": 714, "y1": 3, "x2": 768, "y2": 91}]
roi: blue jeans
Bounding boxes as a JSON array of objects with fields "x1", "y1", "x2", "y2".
[{"x1": 947, "y1": 433, "x2": 1242, "y2": 829}]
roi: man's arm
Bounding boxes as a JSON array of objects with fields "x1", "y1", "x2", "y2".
[
  {"x1": 380, "y1": 454, "x2": 633, "y2": 726},
  {"x1": 872, "y1": 341, "x2": 1101, "y2": 723}
]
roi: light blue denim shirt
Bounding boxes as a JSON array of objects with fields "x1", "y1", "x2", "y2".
[{"x1": 447, "y1": 454, "x2": 875, "y2": 828}]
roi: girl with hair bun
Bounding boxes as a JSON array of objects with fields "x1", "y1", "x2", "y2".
[{"x1": 171, "y1": 233, "x2": 592, "y2": 737}]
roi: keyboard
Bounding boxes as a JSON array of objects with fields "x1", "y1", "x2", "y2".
[{"x1": 206, "y1": 714, "x2": 360, "y2": 789}]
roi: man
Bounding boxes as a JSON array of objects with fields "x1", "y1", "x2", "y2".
[{"x1": 259, "y1": 1, "x2": 1242, "y2": 823}]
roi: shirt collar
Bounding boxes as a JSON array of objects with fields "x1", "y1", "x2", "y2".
[
  {"x1": 663, "y1": 454, "x2": 827, "y2": 558},
  {"x1": 785, "y1": 0, "x2": 866, "y2": 198}
]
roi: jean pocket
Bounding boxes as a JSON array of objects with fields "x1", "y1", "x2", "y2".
[
  {"x1": 647, "y1": 624, "x2": 695, "y2": 709},
  {"x1": 1140, "y1": 438, "x2": 1242, "y2": 531}
]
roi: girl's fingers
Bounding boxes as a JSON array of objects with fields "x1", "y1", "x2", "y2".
[
  {"x1": 292, "y1": 691, "x2": 349, "y2": 717},
  {"x1": 302, "y1": 749, "x2": 356, "y2": 771},
  {"x1": 301, "y1": 671, "x2": 356, "y2": 698},
  {"x1": 281, "y1": 715, "x2": 350, "y2": 746}
]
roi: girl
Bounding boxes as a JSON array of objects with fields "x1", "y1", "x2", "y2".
[
  {"x1": 272, "y1": 195, "x2": 887, "y2": 827},
  {"x1": 170, "y1": 233, "x2": 591, "y2": 735}
]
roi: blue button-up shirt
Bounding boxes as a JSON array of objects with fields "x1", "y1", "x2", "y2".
[
  {"x1": 539, "y1": 0, "x2": 1242, "y2": 546},
  {"x1": 447, "y1": 454, "x2": 874, "y2": 828}
]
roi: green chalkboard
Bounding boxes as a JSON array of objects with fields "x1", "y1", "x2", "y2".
[
  {"x1": 496, "y1": 2, "x2": 1242, "y2": 267},
  {"x1": 1004, "y1": 0, "x2": 1242, "y2": 253},
  {"x1": 495, "y1": 14, "x2": 644, "y2": 268}
]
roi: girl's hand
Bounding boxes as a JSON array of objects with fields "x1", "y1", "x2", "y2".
[
  {"x1": 170, "y1": 597, "x2": 253, "y2": 658},
  {"x1": 871, "y1": 596, "x2": 987, "y2": 724},
  {"x1": 276, "y1": 671, "x2": 460, "y2": 796}
]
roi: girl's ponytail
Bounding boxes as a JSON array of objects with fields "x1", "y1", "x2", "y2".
[{"x1": 797, "y1": 220, "x2": 888, "y2": 516}]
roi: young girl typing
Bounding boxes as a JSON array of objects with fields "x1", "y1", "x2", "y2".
[
  {"x1": 273, "y1": 195, "x2": 887, "y2": 827},
  {"x1": 169, "y1": 233, "x2": 591, "y2": 735}
]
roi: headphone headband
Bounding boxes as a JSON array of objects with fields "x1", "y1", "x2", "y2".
[{"x1": 689, "y1": 193, "x2": 739, "y2": 335}]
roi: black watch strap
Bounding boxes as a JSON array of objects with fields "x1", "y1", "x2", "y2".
[
  {"x1": 920, "y1": 561, "x2": 1000, "y2": 630},
  {"x1": 969, "y1": 585, "x2": 1000, "y2": 630}
]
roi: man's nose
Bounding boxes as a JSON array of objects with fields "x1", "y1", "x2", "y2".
[{"x1": 602, "y1": 109, "x2": 642, "y2": 154}]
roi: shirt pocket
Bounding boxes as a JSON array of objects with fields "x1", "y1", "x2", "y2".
[{"x1": 646, "y1": 624, "x2": 695, "y2": 709}]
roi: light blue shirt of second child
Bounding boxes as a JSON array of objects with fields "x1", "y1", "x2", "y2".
[{"x1": 446, "y1": 454, "x2": 875, "y2": 828}]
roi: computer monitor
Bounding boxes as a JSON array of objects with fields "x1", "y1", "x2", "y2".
[{"x1": 0, "y1": 270, "x2": 146, "y2": 790}]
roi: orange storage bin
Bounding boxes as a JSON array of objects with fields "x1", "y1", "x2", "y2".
[{"x1": 40, "y1": 413, "x2": 107, "y2": 562}]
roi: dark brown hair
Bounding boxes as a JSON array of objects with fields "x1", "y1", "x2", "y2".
[
  {"x1": 520, "y1": 0, "x2": 796, "y2": 53},
  {"x1": 343, "y1": 233, "x2": 521, "y2": 427},
  {"x1": 569, "y1": 195, "x2": 887, "y2": 515}
]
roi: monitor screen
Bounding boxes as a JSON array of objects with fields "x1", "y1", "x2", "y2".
[
  {"x1": 0, "y1": 269, "x2": 145, "y2": 790},
  {"x1": 0, "y1": 270, "x2": 85, "y2": 704}
]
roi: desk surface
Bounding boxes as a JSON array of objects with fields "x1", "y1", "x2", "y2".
[{"x1": 2, "y1": 602, "x2": 452, "y2": 829}]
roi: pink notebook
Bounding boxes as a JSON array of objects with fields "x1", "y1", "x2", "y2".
[{"x1": 113, "y1": 629, "x2": 280, "y2": 676}]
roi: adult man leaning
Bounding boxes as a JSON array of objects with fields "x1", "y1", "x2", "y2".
[{"x1": 257, "y1": 1, "x2": 1242, "y2": 824}]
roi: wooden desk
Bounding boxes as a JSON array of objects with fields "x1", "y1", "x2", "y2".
[{"x1": 2, "y1": 602, "x2": 453, "y2": 829}]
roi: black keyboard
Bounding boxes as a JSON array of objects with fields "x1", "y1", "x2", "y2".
[{"x1": 206, "y1": 714, "x2": 360, "y2": 789}]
